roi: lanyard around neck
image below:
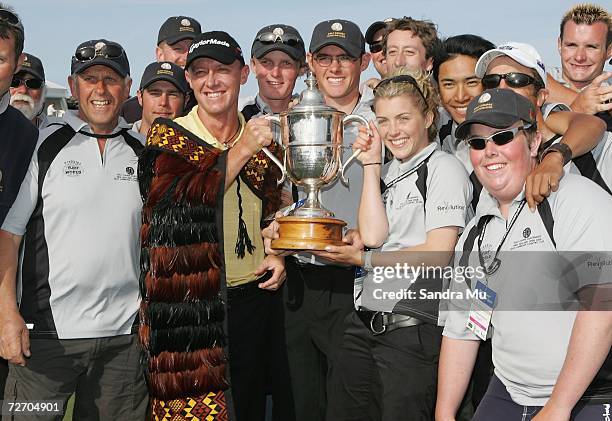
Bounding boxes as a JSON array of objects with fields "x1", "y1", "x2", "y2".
[{"x1": 477, "y1": 199, "x2": 527, "y2": 276}]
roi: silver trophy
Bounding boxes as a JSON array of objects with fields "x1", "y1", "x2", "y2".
[{"x1": 261, "y1": 73, "x2": 368, "y2": 250}]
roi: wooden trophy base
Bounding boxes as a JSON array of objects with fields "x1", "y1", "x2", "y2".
[{"x1": 271, "y1": 216, "x2": 347, "y2": 250}]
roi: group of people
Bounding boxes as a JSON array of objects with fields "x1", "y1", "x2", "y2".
[{"x1": 0, "y1": 2, "x2": 610, "y2": 421}]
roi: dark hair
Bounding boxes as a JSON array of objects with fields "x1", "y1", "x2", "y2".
[
  {"x1": 0, "y1": 3, "x2": 24, "y2": 61},
  {"x1": 383, "y1": 17, "x2": 440, "y2": 60},
  {"x1": 433, "y1": 34, "x2": 495, "y2": 82}
]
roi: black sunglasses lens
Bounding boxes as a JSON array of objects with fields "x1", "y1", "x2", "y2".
[
  {"x1": 370, "y1": 43, "x2": 383, "y2": 53},
  {"x1": 468, "y1": 138, "x2": 486, "y2": 150},
  {"x1": 481, "y1": 74, "x2": 501, "y2": 89},
  {"x1": 75, "y1": 47, "x2": 95, "y2": 61},
  {"x1": 491, "y1": 130, "x2": 516, "y2": 145},
  {"x1": 26, "y1": 79, "x2": 43, "y2": 89},
  {"x1": 10, "y1": 77, "x2": 20, "y2": 88},
  {"x1": 506, "y1": 73, "x2": 532, "y2": 88}
]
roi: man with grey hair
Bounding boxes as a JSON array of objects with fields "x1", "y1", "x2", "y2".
[
  {"x1": 0, "y1": 38, "x2": 147, "y2": 419},
  {"x1": 9, "y1": 52, "x2": 49, "y2": 128}
]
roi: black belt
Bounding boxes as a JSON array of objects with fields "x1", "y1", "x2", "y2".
[{"x1": 357, "y1": 309, "x2": 422, "y2": 335}]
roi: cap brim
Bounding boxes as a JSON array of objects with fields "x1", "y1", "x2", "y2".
[
  {"x1": 160, "y1": 33, "x2": 197, "y2": 46},
  {"x1": 311, "y1": 41, "x2": 361, "y2": 58},
  {"x1": 72, "y1": 58, "x2": 128, "y2": 78},
  {"x1": 252, "y1": 43, "x2": 304, "y2": 62},
  {"x1": 140, "y1": 75, "x2": 187, "y2": 93},
  {"x1": 475, "y1": 50, "x2": 506, "y2": 78},
  {"x1": 17, "y1": 68, "x2": 44, "y2": 81},
  {"x1": 186, "y1": 46, "x2": 241, "y2": 69},
  {"x1": 455, "y1": 112, "x2": 521, "y2": 140}
]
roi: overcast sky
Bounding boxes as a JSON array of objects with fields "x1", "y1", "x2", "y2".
[{"x1": 14, "y1": 0, "x2": 612, "y2": 97}]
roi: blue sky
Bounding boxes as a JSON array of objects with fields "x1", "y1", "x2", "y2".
[{"x1": 14, "y1": 0, "x2": 612, "y2": 97}]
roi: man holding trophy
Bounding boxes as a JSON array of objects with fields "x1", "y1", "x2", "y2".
[
  {"x1": 264, "y1": 19, "x2": 375, "y2": 421},
  {"x1": 138, "y1": 31, "x2": 287, "y2": 420}
]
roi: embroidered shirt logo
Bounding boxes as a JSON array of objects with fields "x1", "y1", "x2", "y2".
[{"x1": 64, "y1": 160, "x2": 84, "y2": 177}]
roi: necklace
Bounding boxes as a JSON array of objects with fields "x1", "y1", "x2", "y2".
[{"x1": 221, "y1": 121, "x2": 242, "y2": 149}]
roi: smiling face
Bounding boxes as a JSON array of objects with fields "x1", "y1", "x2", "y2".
[
  {"x1": 307, "y1": 45, "x2": 369, "y2": 103},
  {"x1": 69, "y1": 64, "x2": 130, "y2": 134},
  {"x1": 250, "y1": 50, "x2": 300, "y2": 106},
  {"x1": 469, "y1": 122, "x2": 540, "y2": 206},
  {"x1": 0, "y1": 34, "x2": 20, "y2": 96},
  {"x1": 186, "y1": 57, "x2": 248, "y2": 118},
  {"x1": 156, "y1": 39, "x2": 193, "y2": 69},
  {"x1": 385, "y1": 30, "x2": 432, "y2": 73},
  {"x1": 138, "y1": 80, "x2": 185, "y2": 129},
  {"x1": 438, "y1": 55, "x2": 482, "y2": 124},
  {"x1": 374, "y1": 94, "x2": 432, "y2": 162},
  {"x1": 558, "y1": 20, "x2": 611, "y2": 89}
]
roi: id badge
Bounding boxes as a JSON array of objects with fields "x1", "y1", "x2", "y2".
[{"x1": 466, "y1": 281, "x2": 497, "y2": 341}]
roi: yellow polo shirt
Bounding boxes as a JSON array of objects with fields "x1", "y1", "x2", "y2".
[{"x1": 174, "y1": 106, "x2": 265, "y2": 287}]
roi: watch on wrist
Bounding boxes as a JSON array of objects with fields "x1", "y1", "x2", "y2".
[
  {"x1": 363, "y1": 250, "x2": 373, "y2": 270},
  {"x1": 541, "y1": 143, "x2": 572, "y2": 166}
]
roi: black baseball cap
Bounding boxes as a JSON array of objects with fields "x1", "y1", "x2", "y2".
[
  {"x1": 139, "y1": 61, "x2": 188, "y2": 93},
  {"x1": 71, "y1": 39, "x2": 130, "y2": 77},
  {"x1": 17, "y1": 53, "x2": 45, "y2": 81},
  {"x1": 365, "y1": 19, "x2": 392, "y2": 45},
  {"x1": 456, "y1": 89, "x2": 537, "y2": 140},
  {"x1": 251, "y1": 24, "x2": 305, "y2": 62},
  {"x1": 309, "y1": 19, "x2": 365, "y2": 58},
  {"x1": 185, "y1": 31, "x2": 244, "y2": 69},
  {"x1": 157, "y1": 16, "x2": 202, "y2": 46}
]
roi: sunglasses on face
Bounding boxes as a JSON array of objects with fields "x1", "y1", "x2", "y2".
[
  {"x1": 0, "y1": 9, "x2": 20, "y2": 26},
  {"x1": 73, "y1": 44, "x2": 125, "y2": 62},
  {"x1": 481, "y1": 72, "x2": 541, "y2": 90},
  {"x1": 465, "y1": 125, "x2": 533, "y2": 150},
  {"x1": 369, "y1": 42, "x2": 383, "y2": 54},
  {"x1": 11, "y1": 76, "x2": 43, "y2": 90},
  {"x1": 256, "y1": 32, "x2": 303, "y2": 47}
]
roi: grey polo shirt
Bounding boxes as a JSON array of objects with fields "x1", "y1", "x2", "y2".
[
  {"x1": 2, "y1": 111, "x2": 145, "y2": 339},
  {"x1": 359, "y1": 142, "x2": 472, "y2": 312},
  {"x1": 442, "y1": 174, "x2": 612, "y2": 406}
]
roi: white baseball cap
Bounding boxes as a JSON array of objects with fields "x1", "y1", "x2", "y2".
[{"x1": 475, "y1": 41, "x2": 547, "y2": 87}]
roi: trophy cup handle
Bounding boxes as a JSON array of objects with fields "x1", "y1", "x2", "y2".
[
  {"x1": 262, "y1": 115, "x2": 286, "y2": 185},
  {"x1": 340, "y1": 114, "x2": 369, "y2": 185}
]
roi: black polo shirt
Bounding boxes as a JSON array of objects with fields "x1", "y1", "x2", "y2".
[{"x1": 0, "y1": 92, "x2": 38, "y2": 227}]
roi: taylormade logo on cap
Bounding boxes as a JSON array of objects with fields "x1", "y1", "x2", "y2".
[{"x1": 189, "y1": 38, "x2": 231, "y2": 54}]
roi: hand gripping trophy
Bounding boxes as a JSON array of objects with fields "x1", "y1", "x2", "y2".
[{"x1": 262, "y1": 72, "x2": 368, "y2": 250}]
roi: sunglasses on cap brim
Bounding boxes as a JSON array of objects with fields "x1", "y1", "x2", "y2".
[
  {"x1": 465, "y1": 125, "x2": 534, "y2": 150},
  {"x1": 256, "y1": 32, "x2": 303, "y2": 47},
  {"x1": 73, "y1": 44, "x2": 125, "y2": 62},
  {"x1": 0, "y1": 9, "x2": 21, "y2": 27},
  {"x1": 11, "y1": 76, "x2": 43, "y2": 90},
  {"x1": 482, "y1": 72, "x2": 542, "y2": 90}
]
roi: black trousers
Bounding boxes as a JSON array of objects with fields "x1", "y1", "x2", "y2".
[
  {"x1": 283, "y1": 258, "x2": 356, "y2": 421},
  {"x1": 328, "y1": 312, "x2": 443, "y2": 421},
  {"x1": 228, "y1": 280, "x2": 295, "y2": 421},
  {"x1": 0, "y1": 358, "x2": 7, "y2": 421}
]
